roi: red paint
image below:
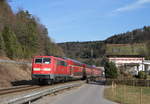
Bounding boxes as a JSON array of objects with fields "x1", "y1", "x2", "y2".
[{"x1": 32, "y1": 56, "x2": 102, "y2": 81}]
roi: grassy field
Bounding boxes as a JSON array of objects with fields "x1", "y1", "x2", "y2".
[
  {"x1": 104, "y1": 85, "x2": 150, "y2": 104},
  {"x1": 106, "y1": 43, "x2": 146, "y2": 55}
]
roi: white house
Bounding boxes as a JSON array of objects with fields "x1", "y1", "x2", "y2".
[{"x1": 107, "y1": 55, "x2": 145, "y2": 75}]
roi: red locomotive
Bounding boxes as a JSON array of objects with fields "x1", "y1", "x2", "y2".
[{"x1": 32, "y1": 56, "x2": 102, "y2": 84}]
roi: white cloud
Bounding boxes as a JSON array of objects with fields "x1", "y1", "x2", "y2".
[{"x1": 114, "y1": 0, "x2": 150, "y2": 13}]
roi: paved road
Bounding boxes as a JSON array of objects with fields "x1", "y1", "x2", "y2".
[{"x1": 33, "y1": 82, "x2": 117, "y2": 104}]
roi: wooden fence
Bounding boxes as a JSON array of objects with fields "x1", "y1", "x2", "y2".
[{"x1": 105, "y1": 79, "x2": 150, "y2": 87}]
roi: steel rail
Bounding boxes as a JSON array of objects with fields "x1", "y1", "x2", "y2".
[{"x1": 0, "y1": 85, "x2": 40, "y2": 95}]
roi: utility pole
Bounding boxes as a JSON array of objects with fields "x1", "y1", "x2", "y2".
[
  {"x1": 131, "y1": 33, "x2": 134, "y2": 44},
  {"x1": 91, "y1": 49, "x2": 93, "y2": 58},
  {"x1": 90, "y1": 49, "x2": 94, "y2": 65}
]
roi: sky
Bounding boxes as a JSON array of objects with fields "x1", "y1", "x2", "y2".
[{"x1": 9, "y1": 0, "x2": 150, "y2": 43}]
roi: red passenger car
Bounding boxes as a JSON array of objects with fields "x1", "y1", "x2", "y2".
[
  {"x1": 92, "y1": 67, "x2": 102, "y2": 78},
  {"x1": 85, "y1": 65, "x2": 93, "y2": 79},
  {"x1": 85, "y1": 65, "x2": 102, "y2": 82},
  {"x1": 65, "y1": 58, "x2": 85, "y2": 80}
]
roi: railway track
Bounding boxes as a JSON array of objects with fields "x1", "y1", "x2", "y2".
[
  {"x1": 0, "y1": 81, "x2": 84, "y2": 104},
  {"x1": 0, "y1": 81, "x2": 83, "y2": 96},
  {"x1": 3, "y1": 82, "x2": 83, "y2": 104},
  {"x1": 0, "y1": 85, "x2": 40, "y2": 95}
]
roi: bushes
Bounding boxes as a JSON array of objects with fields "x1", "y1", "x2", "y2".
[
  {"x1": 138, "y1": 71, "x2": 147, "y2": 79},
  {"x1": 104, "y1": 61, "x2": 119, "y2": 79},
  {"x1": 0, "y1": 33, "x2": 5, "y2": 55},
  {"x1": 2, "y1": 26, "x2": 23, "y2": 58}
]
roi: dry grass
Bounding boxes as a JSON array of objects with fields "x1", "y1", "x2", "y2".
[
  {"x1": 0, "y1": 63, "x2": 31, "y2": 88},
  {"x1": 104, "y1": 85, "x2": 150, "y2": 104}
]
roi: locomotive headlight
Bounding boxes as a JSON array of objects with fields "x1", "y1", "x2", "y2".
[
  {"x1": 43, "y1": 68, "x2": 51, "y2": 71},
  {"x1": 33, "y1": 68, "x2": 40, "y2": 71}
]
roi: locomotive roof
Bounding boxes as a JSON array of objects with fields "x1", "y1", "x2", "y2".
[
  {"x1": 64, "y1": 57, "x2": 84, "y2": 64},
  {"x1": 33, "y1": 56, "x2": 66, "y2": 61}
]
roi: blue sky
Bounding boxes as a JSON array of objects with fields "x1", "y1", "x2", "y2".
[{"x1": 9, "y1": 0, "x2": 150, "y2": 43}]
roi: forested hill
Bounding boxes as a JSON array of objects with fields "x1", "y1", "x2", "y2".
[
  {"x1": 105, "y1": 26, "x2": 150, "y2": 44},
  {"x1": 58, "y1": 41, "x2": 105, "y2": 65},
  {"x1": 0, "y1": 0, "x2": 64, "y2": 59},
  {"x1": 59, "y1": 41, "x2": 105, "y2": 58},
  {"x1": 58, "y1": 26, "x2": 150, "y2": 65}
]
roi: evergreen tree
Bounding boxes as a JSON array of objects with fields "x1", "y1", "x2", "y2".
[
  {"x1": 0, "y1": 32, "x2": 5, "y2": 55},
  {"x1": 104, "y1": 61, "x2": 118, "y2": 79},
  {"x1": 2, "y1": 26, "x2": 23, "y2": 58},
  {"x1": 0, "y1": 1, "x2": 64, "y2": 59}
]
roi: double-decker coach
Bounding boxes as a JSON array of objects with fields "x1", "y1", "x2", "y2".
[
  {"x1": 85, "y1": 65, "x2": 102, "y2": 82},
  {"x1": 65, "y1": 58, "x2": 85, "y2": 80},
  {"x1": 91, "y1": 66, "x2": 102, "y2": 81}
]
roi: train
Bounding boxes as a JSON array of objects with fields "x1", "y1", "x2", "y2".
[{"x1": 32, "y1": 56, "x2": 102, "y2": 84}]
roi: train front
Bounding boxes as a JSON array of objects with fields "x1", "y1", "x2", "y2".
[{"x1": 32, "y1": 56, "x2": 54, "y2": 84}]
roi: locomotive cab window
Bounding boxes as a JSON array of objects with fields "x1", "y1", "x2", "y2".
[
  {"x1": 34, "y1": 58, "x2": 51, "y2": 64},
  {"x1": 35, "y1": 58, "x2": 42, "y2": 64},
  {"x1": 43, "y1": 58, "x2": 51, "y2": 64}
]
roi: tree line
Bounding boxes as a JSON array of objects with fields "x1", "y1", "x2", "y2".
[
  {"x1": 0, "y1": 0, "x2": 64, "y2": 59},
  {"x1": 59, "y1": 26, "x2": 150, "y2": 65}
]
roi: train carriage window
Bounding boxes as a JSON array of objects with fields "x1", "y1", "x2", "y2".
[
  {"x1": 61, "y1": 61, "x2": 67, "y2": 66},
  {"x1": 56, "y1": 60, "x2": 67, "y2": 66},
  {"x1": 43, "y1": 58, "x2": 51, "y2": 64},
  {"x1": 35, "y1": 58, "x2": 42, "y2": 64},
  {"x1": 56, "y1": 60, "x2": 61, "y2": 65}
]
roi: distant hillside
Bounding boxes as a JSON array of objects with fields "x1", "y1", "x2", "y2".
[
  {"x1": 105, "y1": 26, "x2": 150, "y2": 44},
  {"x1": 106, "y1": 44, "x2": 146, "y2": 56},
  {"x1": 59, "y1": 41, "x2": 105, "y2": 65},
  {"x1": 0, "y1": 0, "x2": 64, "y2": 59},
  {"x1": 59, "y1": 41, "x2": 105, "y2": 58},
  {"x1": 58, "y1": 26, "x2": 150, "y2": 65}
]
